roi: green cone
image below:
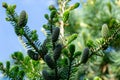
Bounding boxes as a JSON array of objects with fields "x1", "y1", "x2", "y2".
[
  {"x1": 50, "y1": 10, "x2": 57, "y2": 19},
  {"x1": 63, "y1": 10, "x2": 69, "y2": 22}
]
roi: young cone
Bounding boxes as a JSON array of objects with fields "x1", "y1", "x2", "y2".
[
  {"x1": 27, "y1": 50, "x2": 40, "y2": 60},
  {"x1": 81, "y1": 48, "x2": 89, "y2": 63},
  {"x1": 42, "y1": 70, "x2": 50, "y2": 80},
  {"x1": 54, "y1": 44, "x2": 62, "y2": 60},
  {"x1": 18, "y1": 10, "x2": 28, "y2": 27},
  {"x1": 101, "y1": 24, "x2": 109, "y2": 38},
  {"x1": 44, "y1": 54, "x2": 55, "y2": 69},
  {"x1": 52, "y1": 27, "x2": 60, "y2": 42},
  {"x1": 42, "y1": 70, "x2": 55, "y2": 80}
]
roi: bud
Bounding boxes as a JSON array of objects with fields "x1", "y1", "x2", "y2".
[
  {"x1": 43, "y1": 24, "x2": 49, "y2": 29},
  {"x1": 101, "y1": 24, "x2": 109, "y2": 38},
  {"x1": 6, "y1": 61, "x2": 10, "y2": 74},
  {"x1": 27, "y1": 50, "x2": 40, "y2": 60},
  {"x1": 18, "y1": 10, "x2": 28, "y2": 27},
  {"x1": 73, "y1": 2, "x2": 80, "y2": 8},
  {"x1": 44, "y1": 14, "x2": 49, "y2": 20},
  {"x1": 13, "y1": 4, "x2": 16, "y2": 9},
  {"x1": 2, "y1": 2, "x2": 8, "y2": 8},
  {"x1": 62, "y1": 48, "x2": 69, "y2": 57},
  {"x1": 50, "y1": 10, "x2": 57, "y2": 19},
  {"x1": 31, "y1": 30, "x2": 38, "y2": 41},
  {"x1": 44, "y1": 54, "x2": 55, "y2": 69},
  {"x1": 49, "y1": 5, "x2": 56, "y2": 11},
  {"x1": 54, "y1": 44, "x2": 62, "y2": 60},
  {"x1": 73, "y1": 51, "x2": 81, "y2": 58},
  {"x1": 81, "y1": 48, "x2": 89, "y2": 63},
  {"x1": 63, "y1": 10, "x2": 69, "y2": 22},
  {"x1": 67, "y1": 33, "x2": 78, "y2": 44},
  {"x1": 52, "y1": 27, "x2": 60, "y2": 42},
  {"x1": 14, "y1": 26, "x2": 24, "y2": 36},
  {"x1": 53, "y1": 18, "x2": 58, "y2": 23},
  {"x1": 12, "y1": 52, "x2": 24, "y2": 61},
  {"x1": 68, "y1": 44, "x2": 75, "y2": 56},
  {"x1": 5, "y1": 17, "x2": 11, "y2": 21},
  {"x1": 70, "y1": 2, "x2": 80, "y2": 10},
  {"x1": 6, "y1": 61, "x2": 10, "y2": 70}
]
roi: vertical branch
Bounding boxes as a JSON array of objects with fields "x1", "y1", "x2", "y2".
[{"x1": 59, "y1": 0, "x2": 67, "y2": 41}]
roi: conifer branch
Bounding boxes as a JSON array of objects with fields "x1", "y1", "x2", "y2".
[
  {"x1": 23, "y1": 30, "x2": 41, "y2": 56},
  {"x1": 74, "y1": 26, "x2": 120, "y2": 67}
]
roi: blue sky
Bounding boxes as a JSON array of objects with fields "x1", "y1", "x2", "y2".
[
  {"x1": 0, "y1": 0, "x2": 56, "y2": 62},
  {"x1": 0, "y1": 0, "x2": 80, "y2": 79}
]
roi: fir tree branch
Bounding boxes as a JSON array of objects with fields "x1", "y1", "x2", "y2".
[
  {"x1": 5, "y1": 7, "x2": 43, "y2": 59},
  {"x1": 12, "y1": 56, "x2": 41, "y2": 78},
  {"x1": 91, "y1": 26, "x2": 120, "y2": 56},
  {"x1": 74, "y1": 26, "x2": 120, "y2": 67},
  {"x1": 23, "y1": 31, "x2": 42, "y2": 57}
]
